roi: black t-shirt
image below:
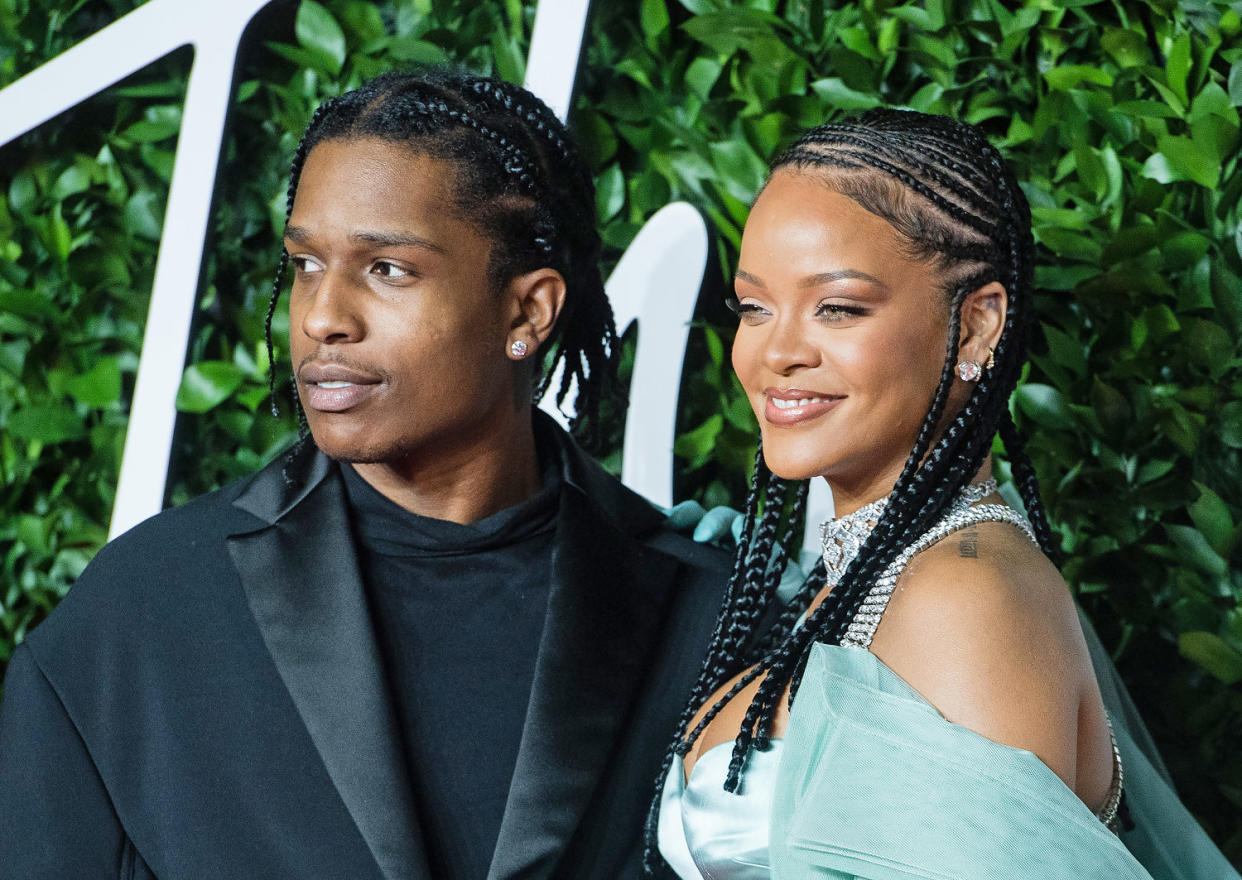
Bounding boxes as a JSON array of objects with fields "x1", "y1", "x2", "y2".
[{"x1": 342, "y1": 459, "x2": 560, "y2": 879}]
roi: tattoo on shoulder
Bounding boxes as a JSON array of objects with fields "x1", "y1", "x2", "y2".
[{"x1": 958, "y1": 528, "x2": 979, "y2": 559}]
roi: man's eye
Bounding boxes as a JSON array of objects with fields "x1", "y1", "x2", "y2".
[
  {"x1": 290, "y1": 256, "x2": 321, "y2": 274},
  {"x1": 371, "y1": 261, "x2": 409, "y2": 278}
]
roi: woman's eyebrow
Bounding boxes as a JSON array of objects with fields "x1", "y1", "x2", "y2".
[{"x1": 797, "y1": 269, "x2": 887, "y2": 289}]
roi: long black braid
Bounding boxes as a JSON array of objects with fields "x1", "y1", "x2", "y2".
[
  {"x1": 264, "y1": 68, "x2": 620, "y2": 451},
  {"x1": 644, "y1": 109, "x2": 1053, "y2": 873}
]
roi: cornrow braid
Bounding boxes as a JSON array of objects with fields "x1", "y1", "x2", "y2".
[
  {"x1": 646, "y1": 108, "x2": 1053, "y2": 871},
  {"x1": 263, "y1": 68, "x2": 619, "y2": 451}
]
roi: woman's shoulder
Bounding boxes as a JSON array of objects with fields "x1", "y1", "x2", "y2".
[{"x1": 866, "y1": 516, "x2": 1091, "y2": 782}]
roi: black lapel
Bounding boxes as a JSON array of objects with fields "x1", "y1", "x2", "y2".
[
  {"x1": 487, "y1": 431, "x2": 684, "y2": 879},
  {"x1": 227, "y1": 444, "x2": 430, "y2": 880}
]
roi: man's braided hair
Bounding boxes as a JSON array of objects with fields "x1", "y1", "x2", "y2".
[
  {"x1": 644, "y1": 108, "x2": 1057, "y2": 873},
  {"x1": 265, "y1": 68, "x2": 620, "y2": 448}
]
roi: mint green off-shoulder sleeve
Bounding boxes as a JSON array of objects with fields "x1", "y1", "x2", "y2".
[{"x1": 769, "y1": 643, "x2": 1156, "y2": 880}]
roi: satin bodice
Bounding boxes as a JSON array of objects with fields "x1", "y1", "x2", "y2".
[{"x1": 658, "y1": 740, "x2": 781, "y2": 879}]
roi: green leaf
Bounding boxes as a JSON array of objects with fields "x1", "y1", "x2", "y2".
[
  {"x1": 1142, "y1": 136, "x2": 1220, "y2": 188},
  {"x1": 1220, "y1": 401, "x2": 1242, "y2": 449},
  {"x1": 1015, "y1": 383, "x2": 1076, "y2": 430},
  {"x1": 1178, "y1": 631, "x2": 1242, "y2": 685},
  {"x1": 810, "y1": 77, "x2": 881, "y2": 110},
  {"x1": 65, "y1": 358, "x2": 122, "y2": 408},
  {"x1": 887, "y1": 3, "x2": 945, "y2": 31},
  {"x1": 1090, "y1": 377, "x2": 1130, "y2": 436},
  {"x1": 491, "y1": 30, "x2": 525, "y2": 83},
  {"x1": 296, "y1": 0, "x2": 348, "y2": 76},
  {"x1": 681, "y1": 9, "x2": 788, "y2": 56},
  {"x1": 51, "y1": 164, "x2": 92, "y2": 200},
  {"x1": 387, "y1": 37, "x2": 449, "y2": 64},
  {"x1": 708, "y1": 139, "x2": 767, "y2": 204},
  {"x1": 1166, "y1": 524, "x2": 1228, "y2": 577},
  {"x1": 176, "y1": 362, "x2": 246, "y2": 413},
  {"x1": 123, "y1": 191, "x2": 164, "y2": 241},
  {"x1": 1041, "y1": 323, "x2": 1087, "y2": 377},
  {"x1": 8, "y1": 168, "x2": 37, "y2": 214},
  {"x1": 1101, "y1": 27, "x2": 1147, "y2": 67},
  {"x1": 1230, "y1": 61, "x2": 1242, "y2": 106},
  {"x1": 685, "y1": 57, "x2": 723, "y2": 99},
  {"x1": 1189, "y1": 482, "x2": 1234, "y2": 558},
  {"x1": 595, "y1": 163, "x2": 625, "y2": 223},
  {"x1": 674, "y1": 414, "x2": 723, "y2": 462},
  {"x1": 1166, "y1": 31, "x2": 1192, "y2": 108},
  {"x1": 1111, "y1": 99, "x2": 1180, "y2": 119},
  {"x1": 7, "y1": 405, "x2": 86, "y2": 444},
  {"x1": 121, "y1": 105, "x2": 182, "y2": 143},
  {"x1": 0, "y1": 287, "x2": 59, "y2": 321},
  {"x1": 1044, "y1": 65, "x2": 1113, "y2": 91},
  {"x1": 640, "y1": 0, "x2": 670, "y2": 37}
]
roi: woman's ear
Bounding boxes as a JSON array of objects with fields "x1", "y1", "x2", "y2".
[
  {"x1": 504, "y1": 268, "x2": 567, "y2": 359},
  {"x1": 957, "y1": 280, "x2": 1007, "y2": 367}
]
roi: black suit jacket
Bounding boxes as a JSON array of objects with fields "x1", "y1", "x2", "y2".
[{"x1": 0, "y1": 427, "x2": 729, "y2": 879}]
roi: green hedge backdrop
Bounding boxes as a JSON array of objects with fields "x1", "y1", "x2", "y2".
[{"x1": 2, "y1": 0, "x2": 1240, "y2": 861}]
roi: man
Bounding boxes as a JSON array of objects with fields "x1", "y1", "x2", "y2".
[{"x1": 0, "y1": 70, "x2": 728, "y2": 879}]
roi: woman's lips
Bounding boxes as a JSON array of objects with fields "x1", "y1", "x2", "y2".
[
  {"x1": 763, "y1": 388, "x2": 844, "y2": 426},
  {"x1": 298, "y1": 362, "x2": 383, "y2": 413}
]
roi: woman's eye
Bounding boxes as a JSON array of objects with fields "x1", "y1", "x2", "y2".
[
  {"x1": 290, "y1": 256, "x2": 321, "y2": 274},
  {"x1": 371, "y1": 261, "x2": 410, "y2": 279},
  {"x1": 725, "y1": 295, "x2": 768, "y2": 318},
  {"x1": 816, "y1": 302, "x2": 866, "y2": 321}
]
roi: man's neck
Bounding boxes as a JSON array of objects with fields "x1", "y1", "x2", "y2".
[{"x1": 348, "y1": 410, "x2": 543, "y2": 525}]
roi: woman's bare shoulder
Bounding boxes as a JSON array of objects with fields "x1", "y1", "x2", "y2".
[{"x1": 867, "y1": 518, "x2": 1090, "y2": 780}]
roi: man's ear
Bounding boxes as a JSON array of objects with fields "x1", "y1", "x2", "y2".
[
  {"x1": 505, "y1": 268, "x2": 567, "y2": 359},
  {"x1": 957, "y1": 280, "x2": 1007, "y2": 366}
]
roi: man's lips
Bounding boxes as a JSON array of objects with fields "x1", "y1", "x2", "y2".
[
  {"x1": 297, "y1": 361, "x2": 383, "y2": 413},
  {"x1": 763, "y1": 387, "x2": 845, "y2": 426}
]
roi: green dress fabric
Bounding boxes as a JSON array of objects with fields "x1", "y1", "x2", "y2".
[{"x1": 769, "y1": 642, "x2": 1239, "y2": 880}]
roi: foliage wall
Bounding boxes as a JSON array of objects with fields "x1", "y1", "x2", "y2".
[{"x1": 2, "y1": 0, "x2": 1240, "y2": 861}]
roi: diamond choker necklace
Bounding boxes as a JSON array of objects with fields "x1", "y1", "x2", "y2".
[{"x1": 819, "y1": 478, "x2": 998, "y2": 587}]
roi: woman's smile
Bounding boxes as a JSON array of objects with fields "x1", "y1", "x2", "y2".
[{"x1": 763, "y1": 387, "x2": 845, "y2": 426}]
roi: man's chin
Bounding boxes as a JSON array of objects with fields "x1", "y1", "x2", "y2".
[{"x1": 307, "y1": 433, "x2": 390, "y2": 465}]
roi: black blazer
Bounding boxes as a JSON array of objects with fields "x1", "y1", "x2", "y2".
[{"x1": 0, "y1": 427, "x2": 729, "y2": 879}]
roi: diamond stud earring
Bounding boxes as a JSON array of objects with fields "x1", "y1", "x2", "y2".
[
  {"x1": 956, "y1": 360, "x2": 982, "y2": 381},
  {"x1": 510, "y1": 340, "x2": 529, "y2": 358}
]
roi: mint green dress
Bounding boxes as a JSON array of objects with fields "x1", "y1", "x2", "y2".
[{"x1": 658, "y1": 504, "x2": 1238, "y2": 879}]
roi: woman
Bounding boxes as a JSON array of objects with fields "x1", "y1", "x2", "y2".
[{"x1": 651, "y1": 110, "x2": 1238, "y2": 879}]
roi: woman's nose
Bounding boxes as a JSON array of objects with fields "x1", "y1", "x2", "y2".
[{"x1": 760, "y1": 315, "x2": 821, "y2": 375}]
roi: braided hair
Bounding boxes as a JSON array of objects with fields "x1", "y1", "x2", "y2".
[
  {"x1": 265, "y1": 68, "x2": 620, "y2": 448},
  {"x1": 644, "y1": 108, "x2": 1057, "y2": 872}
]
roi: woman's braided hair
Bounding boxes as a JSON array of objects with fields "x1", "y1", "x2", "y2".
[
  {"x1": 265, "y1": 68, "x2": 619, "y2": 448},
  {"x1": 643, "y1": 108, "x2": 1057, "y2": 873}
]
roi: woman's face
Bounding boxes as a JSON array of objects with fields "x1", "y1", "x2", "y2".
[{"x1": 731, "y1": 169, "x2": 956, "y2": 510}]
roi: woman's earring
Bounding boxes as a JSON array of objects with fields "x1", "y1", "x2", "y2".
[
  {"x1": 986, "y1": 347, "x2": 996, "y2": 370},
  {"x1": 956, "y1": 360, "x2": 982, "y2": 382},
  {"x1": 510, "y1": 339, "x2": 529, "y2": 359}
]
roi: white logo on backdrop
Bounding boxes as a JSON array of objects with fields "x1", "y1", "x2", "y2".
[{"x1": 0, "y1": 0, "x2": 831, "y2": 548}]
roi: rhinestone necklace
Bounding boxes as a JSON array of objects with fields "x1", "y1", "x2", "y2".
[{"x1": 819, "y1": 478, "x2": 998, "y2": 587}]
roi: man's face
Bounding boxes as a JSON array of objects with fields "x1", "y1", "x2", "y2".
[{"x1": 284, "y1": 137, "x2": 519, "y2": 470}]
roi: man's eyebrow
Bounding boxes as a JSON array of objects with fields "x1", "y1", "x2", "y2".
[
  {"x1": 281, "y1": 226, "x2": 446, "y2": 254},
  {"x1": 349, "y1": 231, "x2": 446, "y2": 253}
]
